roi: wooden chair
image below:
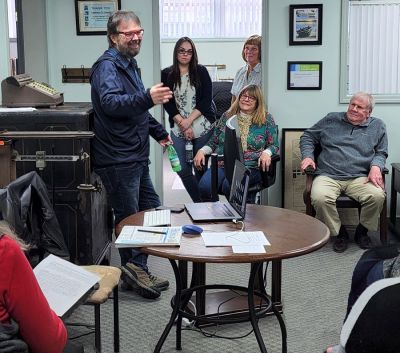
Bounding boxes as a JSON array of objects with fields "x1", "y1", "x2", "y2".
[
  {"x1": 303, "y1": 161, "x2": 388, "y2": 244},
  {"x1": 81, "y1": 265, "x2": 121, "y2": 353}
]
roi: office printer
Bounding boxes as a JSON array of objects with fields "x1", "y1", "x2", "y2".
[{"x1": 1, "y1": 73, "x2": 64, "y2": 108}]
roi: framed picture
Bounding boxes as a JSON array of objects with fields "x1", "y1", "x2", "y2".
[
  {"x1": 289, "y1": 4, "x2": 323, "y2": 45},
  {"x1": 287, "y1": 61, "x2": 322, "y2": 90},
  {"x1": 281, "y1": 128, "x2": 307, "y2": 213},
  {"x1": 75, "y1": 0, "x2": 121, "y2": 35}
]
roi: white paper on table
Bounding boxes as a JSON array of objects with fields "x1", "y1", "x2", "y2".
[
  {"x1": 232, "y1": 245, "x2": 266, "y2": 254},
  {"x1": 201, "y1": 231, "x2": 270, "y2": 247}
]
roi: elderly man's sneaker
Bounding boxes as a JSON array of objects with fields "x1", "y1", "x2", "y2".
[
  {"x1": 333, "y1": 226, "x2": 349, "y2": 253},
  {"x1": 120, "y1": 263, "x2": 161, "y2": 299},
  {"x1": 355, "y1": 223, "x2": 372, "y2": 249}
]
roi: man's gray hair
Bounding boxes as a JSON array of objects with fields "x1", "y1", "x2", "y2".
[
  {"x1": 107, "y1": 10, "x2": 141, "y2": 47},
  {"x1": 351, "y1": 92, "x2": 375, "y2": 112}
]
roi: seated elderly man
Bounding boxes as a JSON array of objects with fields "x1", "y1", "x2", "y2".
[{"x1": 300, "y1": 92, "x2": 388, "y2": 253}]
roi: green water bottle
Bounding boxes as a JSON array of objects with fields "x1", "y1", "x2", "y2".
[{"x1": 166, "y1": 145, "x2": 182, "y2": 172}]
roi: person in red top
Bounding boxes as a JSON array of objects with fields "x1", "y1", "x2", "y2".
[{"x1": 0, "y1": 221, "x2": 68, "y2": 353}]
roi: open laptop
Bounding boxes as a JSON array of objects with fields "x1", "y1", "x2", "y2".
[{"x1": 185, "y1": 159, "x2": 250, "y2": 222}]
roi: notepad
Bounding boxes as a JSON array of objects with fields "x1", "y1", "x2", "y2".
[{"x1": 115, "y1": 226, "x2": 182, "y2": 247}]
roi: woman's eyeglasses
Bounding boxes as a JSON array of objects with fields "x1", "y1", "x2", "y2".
[
  {"x1": 244, "y1": 46, "x2": 258, "y2": 53},
  {"x1": 118, "y1": 29, "x2": 144, "y2": 39},
  {"x1": 240, "y1": 94, "x2": 257, "y2": 102},
  {"x1": 177, "y1": 48, "x2": 193, "y2": 56}
]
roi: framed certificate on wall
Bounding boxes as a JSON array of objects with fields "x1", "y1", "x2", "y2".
[{"x1": 75, "y1": 0, "x2": 121, "y2": 35}]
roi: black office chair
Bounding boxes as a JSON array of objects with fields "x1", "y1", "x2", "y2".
[
  {"x1": 303, "y1": 145, "x2": 388, "y2": 244},
  {"x1": 334, "y1": 277, "x2": 400, "y2": 353},
  {"x1": 211, "y1": 116, "x2": 280, "y2": 203},
  {"x1": 212, "y1": 81, "x2": 233, "y2": 120}
]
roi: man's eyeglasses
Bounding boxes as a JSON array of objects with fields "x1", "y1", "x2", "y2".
[
  {"x1": 240, "y1": 94, "x2": 257, "y2": 102},
  {"x1": 118, "y1": 29, "x2": 144, "y2": 39},
  {"x1": 177, "y1": 48, "x2": 193, "y2": 56}
]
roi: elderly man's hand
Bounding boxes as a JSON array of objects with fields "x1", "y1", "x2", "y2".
[
  {"x1": 300, "y1": 157, "x2": 316, "y2": 173},
  {"x1": 366, "y1": 165, "x2": 384, "y2": 189}
]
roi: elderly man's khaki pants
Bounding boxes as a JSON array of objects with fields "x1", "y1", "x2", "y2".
[{"x1": 311, "y1": 176, "x2": 386, "y2": 236}]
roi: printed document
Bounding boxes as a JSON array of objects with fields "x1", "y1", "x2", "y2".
[
  {"x1": 115, "y1": 226, "x2": 182, "y2": 247},
  {"x1": 34, "y1": 255, "x2": 100, "y2": 318},
  {"x1": 201, "y1": 231, "x2": 270, "y2": 247}
]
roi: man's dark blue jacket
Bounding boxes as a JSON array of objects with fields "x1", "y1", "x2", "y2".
[{"x1": 90, "y1": 47, "x2": 168, "y2": 168}]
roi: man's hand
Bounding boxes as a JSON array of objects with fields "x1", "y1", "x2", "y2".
[
  {"x1": 150, "y1": 83, "x2": 173, "y2": 105},
  {"x1": 258, "y1": 151, "x2": 271, "y2": 172},
  {"x1": 193, "y1": 150, "x2": 205, "y2": 170},
  {"x1": 158, "y1": 135, "x2": 172, "y2": 147},
  {"x1": 367, "y1": 165, "x2": 384, "y2": 189},
  {"x1": 300, "y1": 157, "x2": 316, "y2": 172}
]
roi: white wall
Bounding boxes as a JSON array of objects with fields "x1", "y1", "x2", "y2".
[{"x1": 0, "y1": 0, "x2": 10, "y2": 102}]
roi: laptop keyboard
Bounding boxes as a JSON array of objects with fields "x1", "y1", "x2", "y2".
[
  {"x1": 210, "y1": 203, "x2": 235, "y2": 217},
  {"x1": 143, "y1": 209, "x2": 171, "y2": 226}
]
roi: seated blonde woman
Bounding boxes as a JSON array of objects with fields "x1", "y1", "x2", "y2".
[{"x1": 193, "y1": 84, "x2": 279, "y2": 203}]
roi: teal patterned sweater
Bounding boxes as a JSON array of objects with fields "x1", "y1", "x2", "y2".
[{"x1": 204, "y1": 112, "x2": 279, "y2": 168}]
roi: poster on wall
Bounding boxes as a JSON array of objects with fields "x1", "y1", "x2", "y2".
[
  {"x1": 75, "y1": 0, "x2": 121, "y2": 35},
  {"x1": 289, "y1": 4, "x2": 323, "y2": 45}
]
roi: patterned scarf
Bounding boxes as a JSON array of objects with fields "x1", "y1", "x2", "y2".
[{"x1": 237, "y1": 112, "x2": 253, "y2": 151}]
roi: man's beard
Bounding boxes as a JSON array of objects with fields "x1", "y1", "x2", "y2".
[{"x1": 117, "y1": 40, "x2": 141, "y2": 59}]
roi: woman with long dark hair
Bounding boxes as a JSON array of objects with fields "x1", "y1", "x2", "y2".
[{"x1": 161, "y1": 37, "x2": 215, "y2": 202}]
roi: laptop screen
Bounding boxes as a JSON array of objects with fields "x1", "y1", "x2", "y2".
[{"x1": 228, "y1": 159, "x2": 250, "y2": 218}]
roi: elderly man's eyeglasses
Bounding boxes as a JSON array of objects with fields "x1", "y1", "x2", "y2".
[
  {"x1": 177, "y1": 48, "x2": 193, "y2": 56},
  {"x1": 118, "y1": 29, "x2": 144, "y2": 39},
  {"x1": 240, "y1": 94, "x2": 257, "y2": 102}
]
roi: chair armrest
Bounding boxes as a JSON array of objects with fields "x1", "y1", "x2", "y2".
[
  {"x1": 210, "y1": 153, "x2": 223, "y2": 201},
  {"x1": 260, "y1": 154, "x2": 280, "y2": 188},
  {"x1": 303, "y1": 166, "x2": 316, "y2": 216}
]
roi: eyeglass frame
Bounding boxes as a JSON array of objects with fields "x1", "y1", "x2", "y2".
[
  {"x1": 240, "y1": 94, "x2": 257, "y2": 103},
  {"x1": 177, "y1": 48, "x2": 193, "y2": 56},
  {"x1": 117, "y1": 29, "x2": 144, "y2": 39}
]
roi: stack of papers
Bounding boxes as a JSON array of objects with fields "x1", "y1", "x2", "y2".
[
  {"x1": 115, "y1": 226, "x2": 182, "y2": 247},
  {"x1": 201, "y1": 231, "x2": 270, "y2": 254}
]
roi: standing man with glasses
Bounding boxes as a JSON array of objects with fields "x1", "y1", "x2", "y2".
[
  {"x1": 300, "y1": 92, "x2": 388, "y2": 253},
  {"x1": 90, "y1": 10, "x2": 173, "y2": 299}
]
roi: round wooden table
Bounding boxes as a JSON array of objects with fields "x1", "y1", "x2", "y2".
[{"x1": 117, "y1": 205, "x2": 329, "y2": 353}]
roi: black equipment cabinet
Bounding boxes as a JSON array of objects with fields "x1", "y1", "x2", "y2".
[{"x1": 0, "y1": 102, "x2": 112, "y2": 264}]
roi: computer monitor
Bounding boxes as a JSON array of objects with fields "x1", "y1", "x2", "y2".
[{"x1": 224, "y1": 116, "x2": 244, "y2": 185}]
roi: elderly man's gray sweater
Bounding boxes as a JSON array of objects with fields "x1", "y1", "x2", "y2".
[{"x1": 300, "y1": 112, "x2": 388, "y2": 180}]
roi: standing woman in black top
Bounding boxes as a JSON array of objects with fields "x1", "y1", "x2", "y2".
[{"x1": 161, "y1": 37, "x2": 216, "y2": 202}]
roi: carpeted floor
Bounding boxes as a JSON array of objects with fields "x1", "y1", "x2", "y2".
[{"x1": 66, "y1": 227, "x2": 397, "y2": 353}]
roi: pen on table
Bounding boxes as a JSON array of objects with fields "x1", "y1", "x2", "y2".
[{"x1": 137, "y1": 229, "x2": 167, "y2": 234}]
